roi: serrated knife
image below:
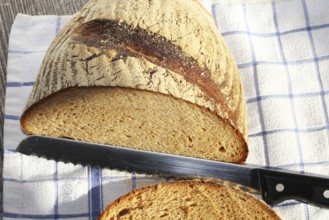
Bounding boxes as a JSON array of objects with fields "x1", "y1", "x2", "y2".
[{"x1": 17, "y1": 135, "x2": 329, "y2": 208}]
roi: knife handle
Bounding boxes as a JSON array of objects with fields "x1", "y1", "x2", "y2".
[{"x1": 258, "y1": 169, "x2": 329, "y2": 208}]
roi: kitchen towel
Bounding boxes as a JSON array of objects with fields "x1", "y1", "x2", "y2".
[{"x1": 3, "y1": 0, "x2": 329, "y2": 219}]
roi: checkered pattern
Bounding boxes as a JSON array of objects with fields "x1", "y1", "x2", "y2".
[{"x1": 3, "y1": 0, "x2": 329, "y2": 219}]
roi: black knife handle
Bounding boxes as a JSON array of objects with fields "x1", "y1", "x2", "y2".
[{"x1": 258, "y1": 169, "x2": 329, "y2": 208}]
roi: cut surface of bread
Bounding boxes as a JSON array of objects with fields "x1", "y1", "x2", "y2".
[
  {"x1": 98, "y1": 180, "x2": 281, "y2": 220},
  {"x1": 21, "y1": 87, "x2": 247, "y2": 163}
]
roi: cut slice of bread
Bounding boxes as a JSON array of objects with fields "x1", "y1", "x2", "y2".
[
  {"x1": 21, "y1": 0, "x2": 248, "y2": 163},
  {"x1": 98, "y1": 180, "x2": 281, "y2": 220}
]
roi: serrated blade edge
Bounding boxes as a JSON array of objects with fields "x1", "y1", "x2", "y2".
[{"x1": 16, "y1": 135, "x2": 261, "y2": 193}]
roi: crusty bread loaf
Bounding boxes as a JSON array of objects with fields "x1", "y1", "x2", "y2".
[
  {"x1": 20, "y1": 0, "x2": 248, "y2": 163},
  {"x1": 98, "y1": 181, "x2": 281, "y2": 220}
]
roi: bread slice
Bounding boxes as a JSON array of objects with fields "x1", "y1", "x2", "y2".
[
  {"x1": 98, "y1": 180, "x2": 281, "y2": 220},
  {"x1": 21, "y1": 0, "x2": 248, "y2": 163}
]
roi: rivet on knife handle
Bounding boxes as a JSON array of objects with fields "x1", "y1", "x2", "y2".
[{"x1": 258, "y1": 169, "x2": 329, "y2": 208}]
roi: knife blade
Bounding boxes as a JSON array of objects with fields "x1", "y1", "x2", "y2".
[{"x1": 17, "y1": 135, "x2": 329, "y2": 208}]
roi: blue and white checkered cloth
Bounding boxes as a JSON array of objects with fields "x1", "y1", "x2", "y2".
[{"x1": 3, "y1": 0, "x2": 329, "y2": 219}]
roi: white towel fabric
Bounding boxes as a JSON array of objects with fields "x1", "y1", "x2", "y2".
[{"x1": 3, "y1": 0, "x2": 329, "y2": 219}]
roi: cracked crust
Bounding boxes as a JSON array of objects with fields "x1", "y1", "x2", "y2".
[
  {"x1": 73, "y1": 19, "x2": 234, "y2": 123},
  {"x1": 21, "y1": 0, "x2": 248, "y2": 163},
  {"x1": 98, "y1": 180, "x2": 281, "y2": 219}
]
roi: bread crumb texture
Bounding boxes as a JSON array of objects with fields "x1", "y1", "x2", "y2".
[
  {"x1": 98, "y1": 181, "x2": 281, "y2": 220},
  {"x1": 22, "y1": 87, "x2": 246, "y2": 163}
]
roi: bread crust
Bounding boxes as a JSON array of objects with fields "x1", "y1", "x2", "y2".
[
  {"x1": 22, "y1": 0, "x2": 247, "y2": 140},
  {"x1": 21, "y1": 0, "x2": 249, "y2": 163},
  {"x1": 72, "y1": 19, "x2": 238, "y2": 126},
  {"x1": 98, "y1": 180, "x2": 281, "y2": 219}
]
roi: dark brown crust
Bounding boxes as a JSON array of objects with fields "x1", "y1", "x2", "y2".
[
  {"x1": 98, "y1": 180, "x2": 281, "y2": 220},
  {"x1": 72, "y1": 19, "x2": 236, "y2": 126},
  {"x1": 20, "y1": 86, "x2": 247, "y2": 163}
]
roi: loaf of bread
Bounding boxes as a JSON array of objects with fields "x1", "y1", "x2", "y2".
[
  {"x1": 98, "y1": 180, "x2": 281, "y2": 219},
  {"x1": 21, "y1": 0, "x2": 248, "y2": 163}
]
